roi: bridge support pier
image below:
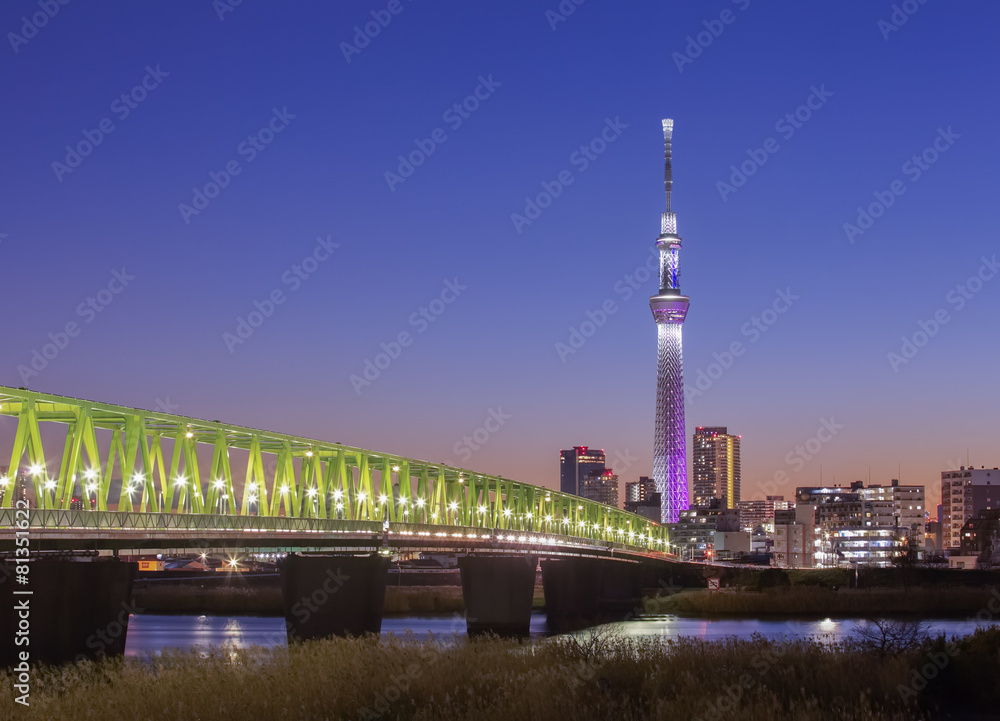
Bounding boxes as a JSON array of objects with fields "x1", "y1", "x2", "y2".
[
  {"x1": 458, "y1": 554, "x2": 537, "y2": 636},
  {"x1": 540, "y1": 558, "x2": 643, "y2": 632},
  {"x1": 1, "y1": 558, "x2": 137, "y2": 667},
  {"x1": 280, "y1": 553, "x2": 389, "y2": 641}
]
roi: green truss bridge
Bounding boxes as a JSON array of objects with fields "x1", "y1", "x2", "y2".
[{"x1": 0, "y1": 385, "x2": 676, "y2": 661}]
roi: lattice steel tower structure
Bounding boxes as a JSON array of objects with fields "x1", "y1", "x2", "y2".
[{"x1": 650, "y1": 119, "x2": 690, "y2": 523}]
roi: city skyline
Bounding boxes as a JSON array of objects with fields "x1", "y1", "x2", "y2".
[{"x1": 2, "y1": 2, "x2": 998, "y2": 515}]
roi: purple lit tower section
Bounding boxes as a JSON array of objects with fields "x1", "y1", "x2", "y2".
[{"x1": 650, "y1": 119, "x2": 690, "y2": 524}]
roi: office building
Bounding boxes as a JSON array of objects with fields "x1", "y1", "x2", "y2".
[
  {"x1": 692, "y1": 426, "x2": 741, "y2": 508},
  {"x1": 559, "y1": 446, "x2": 605, "y2": 496},
  {"x1": 736, "y1": 495, "x2": 787, "y2": 533},
  {"x1": 626, "y1": 492, "x2": 662, "y2": 522}
]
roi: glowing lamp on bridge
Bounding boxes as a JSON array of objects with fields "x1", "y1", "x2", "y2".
[
  {"x1": 280, "y1": 485, "x2": 289, "y2": 494},
  {"x1": 333, "y1": 490, "x2": 343, "y2": 500},
  {"x1": 0, "y1": 476, "x2": 8, "y2": 486},
  {"x1": 174, "y1": 475, "x2": 186, "y2": 487},
  {"x1": 132, "y1": 472, "x2": 144, "y2": 483},
  {"x1": 213, "y1": 479, "x2": 225, "y2": 490},
  {"x1": 85, "y1": 483, "x2": 97, "y2": 495},
  {"x1": 524, "y1": 512, "x2": 532, "y2": 519},
  {"x1": 392, "y1": 465, "x2": 400, "y2": 472},
  {"x1": 306, "y1": 488, "x2": 317, "y2": 498},
  {"x1": 185, "y1": 431, "x2": 193, "y2": 439},
  {"x1": 358, "y1": 492, "x2": 367, "y2": 502},
  {"x1": 503, "y1": 508, "x2": 512, "y2": 517},
  {"x1": 305, "y1": 451, "x2": 313, "y2": 457},
  {"x1": 448, "y1": 502, "x2": 458, "y2": 511},
  {"x1": 84, "y1": 468, "x2": 97, "y2": 481},
  {"x1": 43, "y1": 480, "x2": 56, "y2": 491},
  {"x1": 29, "y1": 464, "x2": 44, "y2": 476},
  {"x1": 335, "y1": 502, "x2": 344, "y2": 511},
  {"x1": 415, "y1": 497, "x2": 425, "y2": 507},
  {"x1": 378, "y1": 494, "x2": 388, "y2": 504}
]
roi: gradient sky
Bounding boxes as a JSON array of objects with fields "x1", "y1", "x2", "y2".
[{"x1": 2, "y1": 1, "x2": 998, "y2": 512}]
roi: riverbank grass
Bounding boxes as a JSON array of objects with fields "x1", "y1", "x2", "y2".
[{"x1": 6, "y1": 627, "x2": 1000, "y2": 720}]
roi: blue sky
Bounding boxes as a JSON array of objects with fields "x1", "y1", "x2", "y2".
[{"x1": 2, "y1": 0, "x2": 998, "y2": 509}]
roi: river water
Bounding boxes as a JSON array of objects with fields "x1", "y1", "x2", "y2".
[{"x1": 124, "y1": 613, "x2": 995, "y2": 656}]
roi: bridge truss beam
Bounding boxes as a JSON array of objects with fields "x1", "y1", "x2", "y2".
[{"x1": 0, "y1": 387, "x2": 669, "y2": 553}]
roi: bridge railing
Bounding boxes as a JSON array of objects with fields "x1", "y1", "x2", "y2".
[{"x1": 0, "y1": 509, "x2": 668, "y2": 557}]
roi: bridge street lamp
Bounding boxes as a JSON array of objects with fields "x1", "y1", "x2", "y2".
[
  {"x1": 28, "y1": 464, "x2": 44, "y2": 508},
  {"x1": 211, "y1": 479, "x2": 227, "y2": 514},
  {"x1": 85, "y1": 482, "x2": 98, "y2": 510},
  {"x1": 174, "y1": 476, "x2": 189, "y2": 513},
  {"x1": 43, "y1": 479, "x2": 56, "y2": 509}
]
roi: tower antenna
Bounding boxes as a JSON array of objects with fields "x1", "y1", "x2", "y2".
[{"x1": 663, "y1": 118, "x2": 673, "y2": 213}]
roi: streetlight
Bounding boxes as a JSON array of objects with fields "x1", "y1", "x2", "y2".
[{"x1": 174, "y1": 475, "x2": 188, "y2": 512}]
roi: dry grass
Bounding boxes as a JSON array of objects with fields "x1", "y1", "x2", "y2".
[
  {"x1": 643, "y1": 586, "x2": 1000, "y2": 616},
  {"x1": 6, "y1": 627, "x2": 1000, "y2": 720},
  {"x1": 383, "y1": 586, "x2": 465, "y2": 614}
]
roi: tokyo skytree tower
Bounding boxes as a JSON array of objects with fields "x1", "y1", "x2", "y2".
[{"x1": 649, "y1": 119, "x2": 690, "y2": 524}]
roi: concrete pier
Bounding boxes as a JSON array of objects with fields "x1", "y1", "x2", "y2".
[
  {"x1": 280, "y1": 554, "x2": 389, "y2": 641},
  {"x1": 458, "y1": 554, "x2": 537, "y2": 636},
  {"x1": 540, "y1": 557, "x2": 643, "y2": 631},
  {"x1": 0, "y1": 558, "x2": 137, "y2": 666}
]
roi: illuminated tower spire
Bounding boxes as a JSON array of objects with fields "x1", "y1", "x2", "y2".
[{"x1": 650, "y1": 118, "x2": 690, "y2": 524}]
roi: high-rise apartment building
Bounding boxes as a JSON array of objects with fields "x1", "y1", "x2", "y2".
[
  {"x1": 580, "y1": 469, "x2": 619, "y2": 508},
  {"x1": 692, "y1": 426, "x2": 741, "y2": 508},
  {"x1": 941, "y1": 467, "x2": 1000, "y2": 549},
  {"x1": 559, "y1": 446, "x2": 606, "y2": 497},
  {"x1": 625, "y1": 476, "x2": 657, "y2": 504}
]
